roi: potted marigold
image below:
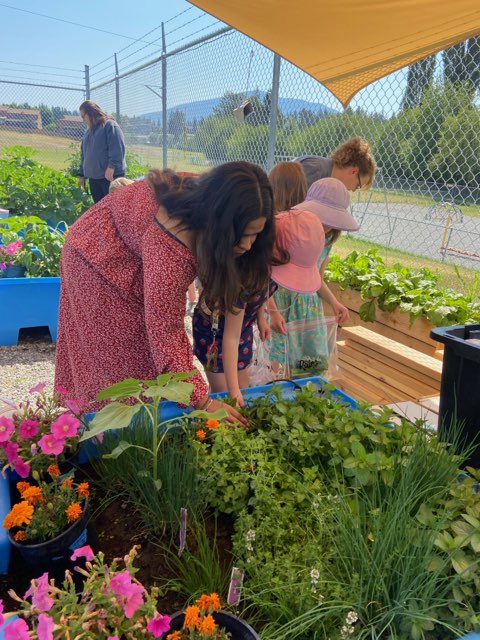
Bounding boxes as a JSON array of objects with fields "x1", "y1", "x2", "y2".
[
  {"x1": 3, "y1": 469, "x2": 93, "y2": 576},
  {"x1": 0, "y1": 382, "x2": 85, "y2": 479},
  {"x1": 0, "y1": 545, "x2": 172, "y2": 639},
  {"x1": 162, "y1": 593, "x2": 260, "y2": 640}
]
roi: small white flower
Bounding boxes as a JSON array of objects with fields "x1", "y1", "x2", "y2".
[
  {"x1": 246, "y1": 529, "x2": 256, "y2": 542},
  {"x1": 246, "y1": 542, "x2": 253, "y2": 552},
  {"x1": 309, "y1": 568, "x2": 320, "y2": 584},
  {"x1": 246, "y1": 557, "x2": 252, "y2": 563},
  {"x1": 346, "y1": 611, "x2": 358, "y2": 625}
]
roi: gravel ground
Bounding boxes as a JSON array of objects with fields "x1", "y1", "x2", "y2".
[{"x1": 0, "y1": 315, "x2": 202, "y2": 405}]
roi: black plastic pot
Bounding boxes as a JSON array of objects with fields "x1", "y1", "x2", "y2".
[
  {"x1": 161, "y1": 610, "x2": 260, "y2": 640},
  {"x1": 8, "y1": 501, "x2": 94, "y2": 579}
]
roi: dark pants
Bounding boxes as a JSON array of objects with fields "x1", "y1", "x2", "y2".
[{"x1": 89, "y1": 175, "x2": 124, "y2": 203}]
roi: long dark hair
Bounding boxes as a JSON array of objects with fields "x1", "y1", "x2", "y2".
[
  {"x1": 148, "y1": 162, "x2": 282, "y2": 313},
  {"x1": 79, "y1": 100, "x2": 111, "y2": 130}
]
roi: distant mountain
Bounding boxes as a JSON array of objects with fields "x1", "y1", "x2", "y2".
[{"x1": 142, "y1": 94, "x2": 336, "y2": 122}]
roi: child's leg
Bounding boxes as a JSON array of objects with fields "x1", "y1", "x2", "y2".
[
  {"x1": 187, "y1": 282, "x2": 197, "y2": 303},
  {"x1": 205, "y1": 370, "x2": 228, "y2": 393}
]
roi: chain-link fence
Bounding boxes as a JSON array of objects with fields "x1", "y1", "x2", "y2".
[{"x1": 1, "y1": 26, "x2": 479, "y2": 280}]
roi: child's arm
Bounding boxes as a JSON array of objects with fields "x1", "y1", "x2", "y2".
[
  {"x1": 256, "y1": 303, "x2": 271, "y2": 341},
  {"x1": 316, "y1": 257, "x2": 349, "y2": 323},
  {"x1": 267, "y1": 296, "x2": 287, "y2": 335},
  {"x1": 223, "y1": 307, "x2": 246, "y2": 406}
]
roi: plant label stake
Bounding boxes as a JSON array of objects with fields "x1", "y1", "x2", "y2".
[
  {"x1": 178, "y1": 507, "x2": 187, "y2": 557},
  {"x1": 205, "y1": 312, "x2": 219, "y2": 371},
  {"x1": 227, "y1": 567, "x2": 244, "y2": 606}
]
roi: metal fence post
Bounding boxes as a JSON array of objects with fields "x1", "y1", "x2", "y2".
[
  {"x1": 162, "y1": 22, "x2": 168, "y2": 170},
  {"x1": 266, "y1": 53, "x2": 281, "y2": 171},
  {"x1": 84, "y1": 65, "x2": 90, "y2": 100},
  {"x1": 114, "y1": 53, "x2": 121, "y2": 124}
]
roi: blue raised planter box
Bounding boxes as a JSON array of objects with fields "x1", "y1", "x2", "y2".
[{"x1": 0, "y1": 276, "x2": 60, "y2": 345}]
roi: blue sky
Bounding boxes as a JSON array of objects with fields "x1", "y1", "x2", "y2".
[{"x1": 0, "y1": 0, "x2": 407, "y2": 117}]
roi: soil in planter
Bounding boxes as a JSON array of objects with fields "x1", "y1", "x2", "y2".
[{"x1": 0, "y1": 492, "x2": 235, "y2": 614}]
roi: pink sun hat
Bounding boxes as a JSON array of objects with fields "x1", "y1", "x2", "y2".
[
  {"x1": 293, "y1": 177, "x2": 359, "y2": 231},
  {"x1": 271, "y1": 209, "x2": 325, "y2": 293}
]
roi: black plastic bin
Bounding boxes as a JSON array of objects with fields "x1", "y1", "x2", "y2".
[{"x1": 431, "y1": 324, "x2": 480, "y2": 467}]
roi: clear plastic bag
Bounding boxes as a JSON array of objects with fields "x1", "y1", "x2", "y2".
[
  {"x1": 271, "y1": 315, "x2": 338, "y2": 380},
  {"x1": 249, "y1": 325, "x2": 276, "y2": 386}
]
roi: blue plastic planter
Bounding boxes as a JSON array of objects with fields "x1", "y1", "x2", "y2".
[{"x1": 0, "y1": 276, "x2": 60, "y2": 345}]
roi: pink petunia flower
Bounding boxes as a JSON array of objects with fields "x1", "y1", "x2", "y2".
[
  {"x1": 38, "y1": 434, "x2": 65, "y2": 456},
  {"x1": 122, "y1": 583, "x2": 145, "y2": 619},
  {"x1": 54, "y1": 385, "x2": 69, "y2": 396},
  {"x1": 37, "y1": 613, "x2": 54, "y2": 640},
  {"x1": 19, "y1": 419, "x2": 39, "y2": 439},
  {"x1": 24, "y1": 573, "x2": 54, "y2": 612},
  {"x1": 6, "y1": 241, "x2": 23, "y2": 255},
  {"x1": 51, "y1": 413, "x2": 81, "y2": 439},
  {"x1": 4, "y1": 617, "x2": 30, "y2": 640},
  {"x1": 70, "y1": 545, "x2": 95, "y2": 562},
  {"x1": 4, "y1": 441, "x2": 19, "y2": 463},
  {"x1": 0, "y1": 416, "x2": 15, "y2": 443},
  {"x1": 0, "y1": 263, "x2": 6, "y2": 270},
  {"x1": 147, "y1": 613, "x2": 172, "y2": 637},
  {"x1": 109, "y1": 571, "x2": 134, "y2": 596},
  {"x1": 28, "y1": 382, "x2": 47, "y2": 394},
  {"x1": 14, "y1": 458, "x2": 31, "y2": 479},
  {"x1": 0, "y1": 598, "x2": 4, "y2": 627},
  {"x1": 107, "y1": 637, "x2": 120, "y2": 640}
]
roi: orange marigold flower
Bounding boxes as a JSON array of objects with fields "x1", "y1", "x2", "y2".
[
  {"x1": 66, "y1": 502, "x2": 83, "y2": 522},
  {"x1": 197, "y1": 614, "x2": 217, "y2": 636},
  {"x1": 77, "y1": 482, "x2": 90, "y2": 498},
  {"x1": 62, "y1": 477, "x2": 74, "y2": 488},
  {"x1": 206, "y1": 419, "x2": 220, "y2": 429},
  {"x1": 208, "y1": 592, "x2": 221, "y2": 611},
  {"x1": 184, "y1": 605, "x2": 200, "y2": 629},
  {"x1": 196, "y1": 592, "x2": 221, "y2": 612},
  {"x1": 14, "y1": 530, "x2": 26, "y2": 542},
  {"x1": 16, "y1": 482, "x2": 31, "y2": 494},
  {"x1": 21, "y1": 486, "x2": 44, "y2": 505},
  {"x1": 166, "y1": 632, "x2": 182, "y2": 640},
  {"x1": 47, "y1": 464, "x2": 61, "y2": 477},
  {"x1": 3, "y1": 501, "x2": 34, "y2": 529},
  {"x1": 196, "y1": 429, "x2": 206, "y2": 441}
]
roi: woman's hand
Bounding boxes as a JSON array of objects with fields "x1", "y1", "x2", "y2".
[
  {"x1": 332, "y1": 300, "x2": 349, "y2": 324},
  {"x1": 78, "y1": 176, "x2": 85, "y2": 189},
  {"x1": 197, "y1": 395, "x2": 248, "y2": 427},
  {"x1": 270, "y1": 310, "x2": 287, "y2": 335},
  {"x1": 105, "y1": 167, "x2": 114, "y2": 182}
]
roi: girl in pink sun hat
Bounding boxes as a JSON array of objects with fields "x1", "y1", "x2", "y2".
[{"x1": 268, "y1": 176, "x2": 359, "y2": 377}]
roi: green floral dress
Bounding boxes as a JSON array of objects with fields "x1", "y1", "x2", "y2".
[{"x1": 269, "y1": 243, "x2": 333, "y2": 377}]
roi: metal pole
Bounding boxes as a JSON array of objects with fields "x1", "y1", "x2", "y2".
[
  {"x1": 162, "y1": 22, "x2": 167, "y2": 170},
  {"x1": 114, "y1": 53, "x2": 121, "y2": 124},
  {"x1": 266, "y1": 53, "x2": 281, "y2": 171},
  {"x1": 84, "y1": 65, "x2": 90, "y2": 99}
]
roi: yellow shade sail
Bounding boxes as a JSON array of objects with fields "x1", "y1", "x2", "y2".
[{"x1": 188, "y1": 0, "x2": 480, "y2": 107}]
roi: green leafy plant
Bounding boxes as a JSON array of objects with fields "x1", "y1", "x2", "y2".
[
  {"x1": 0, "y1": 146, "x2": 91, "y2": 225},
  {"x1": 325, "y1": 249, "x2": 480, "y2": 325},
  {"x1": 0, "y1": 215, "x2": 66, "y2": 276}
]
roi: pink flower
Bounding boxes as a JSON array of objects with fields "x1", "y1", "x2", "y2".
[
  {"x1": 29, "y1": 382, "x2": 47, "y2": 394},
  {"x1": 13, "y1": 458, "x2": 31, "y2": 479},
  {"x1": 6, "y1": 241, "x2": 22, "y2": 255},
  {"x1": 0, "y1": 598, "x2": 4, "y2": 627},
  {"x1": 110, "y1": 571, "x2": 134, "y2": 596},
  {"x1": 64, "y1": 399, "x2": 83, "y2": 414},
  {"x1": 19, "y1": 419, "x2": 39, "y2": 439},
  {"x1": 51, "y1": 413, "x2": 81, "y2": 439},
  {"x1": 54, "y1": 385, "x2": 69, "y2": 396},
  {"x1": 107, "y1": 637, "x2": 120, "y2": 640},
  {"x1": 0, "y1": 416, "x2": 15, "y2": 443},
  {"x1": 122, "y1": 583, "x2": 145, "y2": 619},
  {"x1": 147, "y1": 613, "x2": 172, "y2": 636},
  {"x1": 24, "y1": 573, "x2": 54, "y2": 612},
  {"x1": 4, "y1": 617, "x2": 30, "y2": 640},
  {"x1": 0, "y1": 263, "x2": 6, "y2": 270},
  {"x1": 70, "y1": 545, "x2": 95, "y2": 562},
  {"x1": 38, "y1": 434, "x2": 65, "y2": 456},
  {"x1": 37, "y1": 613, "x2": 54, "y2": 640},
  {"x1": 4, "y1": 441, "x2": 19, "y2": 463}
]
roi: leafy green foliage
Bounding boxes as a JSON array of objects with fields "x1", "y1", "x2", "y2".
[
  {"x1": 0, "y1": 146, "x2": 92, "y2": 225},
  {"x1": 0, "y1": 214, "x2": 66, "y2": 277},
  {"x1": 326, "y1": 249, "x2": 480, "y2": 325}
]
